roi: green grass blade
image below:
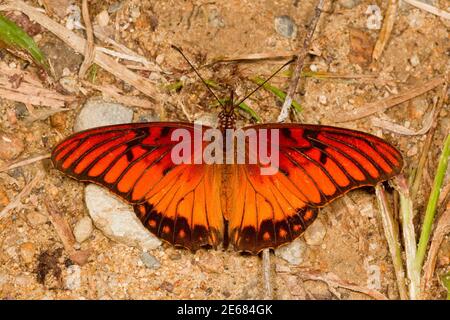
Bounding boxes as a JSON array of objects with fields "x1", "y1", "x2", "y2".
[
  {"x1": 251, "y1": 77, "x2": 303, "y2": 113},
  {"x1": 0, "y1": 14, "x2": 49, "y2": 72},
  {"x1": 415, "y1": 134, "x2": 450, "y2": 271}
]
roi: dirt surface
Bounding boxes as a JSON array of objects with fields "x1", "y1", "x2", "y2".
[{"x1": 0, "y1": 0, "x2": 449, "y2": 299}]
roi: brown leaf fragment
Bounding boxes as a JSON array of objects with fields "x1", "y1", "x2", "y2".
[{"x1": 348, "y1": 28, "x2": 374, "y2": 66}]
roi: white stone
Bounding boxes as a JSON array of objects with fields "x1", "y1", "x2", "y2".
[
  {"x1": 318, "y1": 95, "x2": 328, "y2": 105},
  {"x1": 66, "y1": 265, "x2": 81, "y2": 290},
  {"x1": 409, "y1": 54, "x2": 420, "y2": 67},
  {"x1": 85, "y1": 185, "x2": 161, "y2": 251},
  {"x1": 275, "y1": 238, "x2": 306, "y2": 265},
  {"x1": 304, "y1": 219, "x2": 327, "y2": 246},
  {"x1": 96, "y1": 10, "x2": 110, "y2": 27},
  {"x1": 73, "y1": 216, "x2": 93, "y2": 243},
  {"x1": 74, "y1": 98, "x2": 134, "y2": 132}
]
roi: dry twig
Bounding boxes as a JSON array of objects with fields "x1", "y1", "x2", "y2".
[
  {"x1": 403, "y1": 0, "x2": 450, "y2": 20},
  {"x1": 375, "y1": 184, "x2": 409, "y2": 300},
  {"x1": 277, "y1": 0, "x2": 325, "y2": 122},
  {"x1": 334, "y1": 77, "x2": 444, "y2": 122},
  {"x1": 0, "y1": 153, "x2": 51, "y2": 173},
  {"x1": 283, "y1": 268, "x2": 389, "y2": 300},
  {"x1": 373, "y1": 0, "x2": 398, "y2": 60},
  {"x1": 411, "y1": 83, "x2": 448, "y2": 199},
  {"x1": 262, "y1": 249, "x2": 273, "y2": 299},
  {"x1": 82, "y1": 81, "x2": 153, "y2": 109},
  {"x1": 0, "y1": 1, "x2": 161, "y2": 102},
  {"x1": 0, "y1": 170, "x2": 44, "y2": 220},
  {"x1": 0, "y1": 63, "x2": 76, "y2": 108},
  {"x1": 45, "y1": 199, "x2": 92, "y2": 266},
  {"x1": 421, "y1": 204, "x2": 450, "y2": 298},
  {"x1": 79, "y1": 0, "x2": 95, "y2": 78}
]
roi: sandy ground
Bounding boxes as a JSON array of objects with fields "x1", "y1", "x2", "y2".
[{"x1": 0, "y1": 0, "x2": 449, "y2": 299}]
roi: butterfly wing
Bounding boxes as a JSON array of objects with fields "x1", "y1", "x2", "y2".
[
  {"x1": 52, "y1": 122, "x2": 224, "y2": 251},
  {"x1": 227, "y1": 124, "x2": 403, "y2": 253}
]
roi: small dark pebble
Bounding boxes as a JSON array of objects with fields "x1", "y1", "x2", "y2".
[
  {"x1": 160, "y1": 281, "x2": 174, "y2": 293},
  {"x1": 169, "y1": 252, "x2": 182, "y2": 260},
  {"x1": 222, "y1": 290, "x2": 231, "y2": 298}
]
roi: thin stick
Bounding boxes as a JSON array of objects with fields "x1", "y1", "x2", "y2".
[
  {"x1": 411, "y1": 83, "x2": 448, "y2": 198},
  {"x1": 0, "y1": 171, "x2": 44, "y2": 219},
  {"x1": 0, "y1": 153, "x2": 51, "y2": 173},
  {"x1": 334, "y1": 77, "x2": 445, "y2": 122},
  {"x1": 415, "y1": 134, "x2": 450, "y2": 273},
  {"x1": 277, "y1": 0, "x2": 325, "y2": 123},
  {"x1": 45, "y1": 198, "x2": 91, "y2": 266},
  {"x1": 0, "y1": 1, "x2": 160, "y2": 102},
  {"x1": 72, "y1": 21, "x2": 164, "y2": 73},
  {"x1": 292, "y1": 269, "x2": 389, "y2": 300},
  {"x1": 79, "y1": 0, "x2": 95, "y2": 78},
  {"x1": 421, "y1": 204, "x2": 450, "y2": 298},
  {"x1": 262, "y1": 249, "x2": 273, "y2": 299},
  {"x1": 372, "y1": 0, "x2": 398, "y2": 60},
  {"x1": 375, "y1": 184, "x2": 409, "y2": 300},
  {"x1": 82, "y1": 81, "x2": 152, "y2": 109},
  {"x1": 403, "y1": 0, "x2": 450, "y2": 20},
  {"x1": 394, "y1": 174, "x2": 420, "y2": 299}
]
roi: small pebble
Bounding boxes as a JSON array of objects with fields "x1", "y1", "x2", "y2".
[
  {"x1": 409, "y1": 54, "x2": 420, "y2": 67},
  {"x1": 406, "y1": 145, "x2": 418, "y2": 157},
  {"x1": 365, "y1": 5, "x2": 382, "y2": 30},
  {"x1": 0, "y1": 132, "x2": 24, "y2": 160},
  {"x1": 26, "y1": 211, "x2": 48, "y2": 226},
  {"x1": 155, "y1": 54, "x2": 165, "y2": 65},
  {"x1": 274, "y1": 15, "x2": 297, "y2": 38},
  {"x1": 59, "y1": 77, "x2": 79, "y2": 94},
  {"x1": 19, "y1": 242, "x2": 36, "y2": 264},
  {"x1": 275, "y1": 238, "x2": 306, "y2": 265},
  {"x1": 96, "y1": 10, "x2": 110, "y2": 27},
  {"x1": 339, "y1": 0, "x2": 361, "y2": 9},
  {"x1": 65, "y1": 265, "x2": 81, "y2": 290},
  {"x1": 208, "y1": 8, "x2": 225, "y2": 28},
  {"x1": 140, "y1": 252, "x2": 161, "y2": 269},
  {"x1": 160, "y1": 281, "x2": 174, "y2": 293},
  {"x1": 130, "y1": 6, "x2": 141, "y2": 20},
  {"x1": 74, "y1": 98, "x2": 133, "y2": 132},
  {"x1": 50, "y1": 112, "x2": 68, "y2": 131},
  {"x1": 73, "y1": 216, "x2": 94, "y2": 243},
  {"x1": 169, "y1": 252, "x2": 182, "y2": 260},
  {"x1": 304, "y1": 219, "x2": 327, "y2": 246},
  {"x1": 318, "y1": 95, "x2": 328, "y2": 105}
]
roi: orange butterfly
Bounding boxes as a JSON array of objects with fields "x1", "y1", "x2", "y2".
[
  {"x1": 52, "y1": 120, "x2": 402, "y2": 254},
  {"x1": 52, "y1": 49, "x2": 403, "y2": 254}
]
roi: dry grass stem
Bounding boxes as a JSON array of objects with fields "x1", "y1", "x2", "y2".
[{"x1": 334, "y1": 77, "x2": 444, "y2": 122}]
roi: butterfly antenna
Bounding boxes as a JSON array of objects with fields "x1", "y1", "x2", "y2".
[
  {"x1": 171, "y1": 45, "x2": 224, "y2": 107},
  {"x1": 234, "y1": 57, "x2": 296, "y2": 108}
]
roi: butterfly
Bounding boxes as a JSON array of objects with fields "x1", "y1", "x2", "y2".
[{"x1": 51, "y1": 48, "x2": 403, "y2": 254}]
